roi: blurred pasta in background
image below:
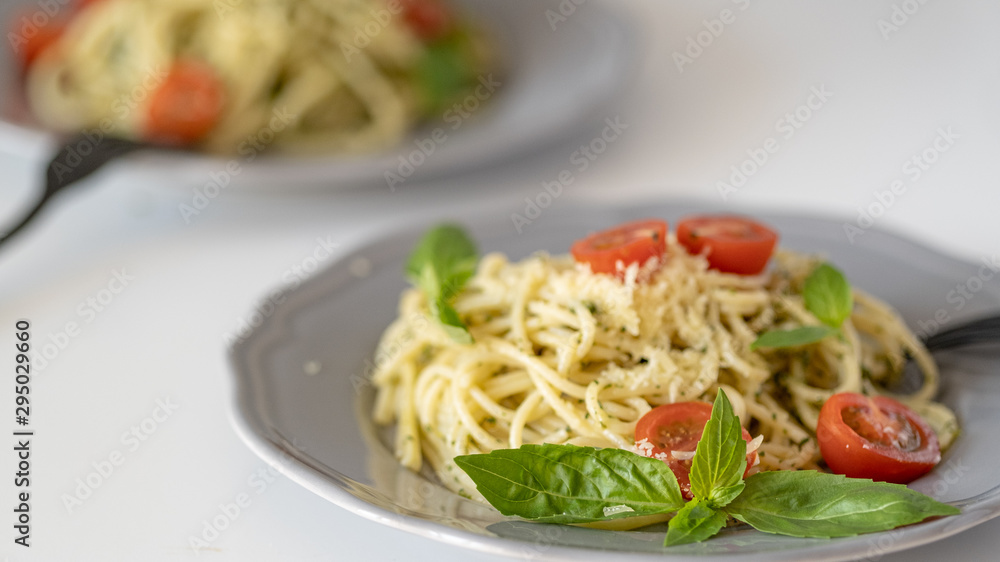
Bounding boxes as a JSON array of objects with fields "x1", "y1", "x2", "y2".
[{"x1": 11, "y1": 0, "x2": 495, "y2": 154}]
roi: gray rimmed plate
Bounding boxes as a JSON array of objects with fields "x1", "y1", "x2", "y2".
[
  {"x1": 0, "y1": 0, "x2": 636, "y2": 189},
  {"x1": 229, "y1": 201, "x2": 1000, "y2": 560}
]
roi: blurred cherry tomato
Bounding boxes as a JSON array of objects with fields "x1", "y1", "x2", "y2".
[
  {"x1": 145, "y1": 60, "x2": 225, "y2": 145},
  {"x1": 10, "y1": 0, "x2": 108, "y2": 70},
  {"x1": 8, "y1": 10, "x2": 67, "y2": 69},
  {"x1": 399, "y1": 0, "x2": 453, "y2": 42}
]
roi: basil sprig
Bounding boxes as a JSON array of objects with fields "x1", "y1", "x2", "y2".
[
  {"x1": 689, "y1": 391, "x2": 746, "y2": 506},
  {"x1": 455, "y1": 391, "x2": 959, "y2": 547},
  {"x1": 751, "y1": 262, "x2": 852, "y2": 350},
  {"x1": 666, "y1": 392, "x2": 745, "y2": 546},
  {"x1": 405, "y1": 224, "x2": 478, "y2": 343}
]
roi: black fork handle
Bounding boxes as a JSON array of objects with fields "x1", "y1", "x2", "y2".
[
  {"x1": 0, "y1": 134, "x2": 147, "y2": 247},
  {"x1": 922, "y1": 315, "x2": 1000, "y2": 352}
]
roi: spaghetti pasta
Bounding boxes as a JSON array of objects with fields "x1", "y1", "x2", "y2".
[{"x1": 371, "y1": 232, "x2": 958, "y2": 499}]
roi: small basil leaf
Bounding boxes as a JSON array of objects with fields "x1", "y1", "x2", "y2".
[
  {"x1": 405, "y1": 224, "x2": 477, "y2": 288},
  {"x1": 707, "y1": 482, "x2": 745, "y2": 508},
  {"x1": 442, "y1": 256, "x2": 478, "y2": 299},
  {"x1": 724, "y1": 471, "x2": 960, "y2": 538},
  {"x1": 454, "y1": 444, "x2": 685, "y2": 524},
  {"x1": 804, "y1": 263, "x2": 853, "y2": 328},
  {"x1": 664, "y1": 500, "x2": 729, "y2": 547},
  {"x1": 415, "y1": 30, "x2": 477, "y2": 114},
  {"x1": 750, "y1": 325, "x2": 835, "y2": 350},
  {"x1": 690, "y1": 391, "x2": 747, "y2": 506},
  {"x1": 436, "y1": 299, "x2": 473, "y2": 344},
  {"x1": 405, "y1": 224, "x2": 478, "y2": 343}
]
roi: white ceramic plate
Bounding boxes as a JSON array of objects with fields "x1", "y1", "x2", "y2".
[
  {"x1": 0, "y1": 0, "x2": 635, "y2": 189},
  {"x1": 229, "y1": 201, "x2": 1000, "y2": 560}
]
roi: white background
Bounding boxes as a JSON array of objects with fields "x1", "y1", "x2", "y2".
[{"x1": 2, "y1": 0, "x2": 999, "y2": 560}]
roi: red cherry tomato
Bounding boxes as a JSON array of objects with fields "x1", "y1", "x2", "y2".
[
  {"x1": 8, "y1": 10, "x2": 68, "y2": 69},
  {"x1": 817, "y1": 392, "x2": 940, "y2": 484},
  {"x1": 570, "y1": 219, "x2": 668, "y2": 278},
  {"x1": 634, "y1": 401, "x2": 758, "y2": 500},
  {"x1": 9, "y1": 1, "x2": 107, "y2": 70},
  {"x1": 676, "y1": 215, "x2": 778, "y2": 275},
  {"x1": 73, "y1": 0, "x2": 108, "y2": 10},
  {"x1": 398, "y1": 0, "x2": 453, "y2": 42},
  {"x1": 145, "y1": 60, "x2": 225, "y2": 145}
]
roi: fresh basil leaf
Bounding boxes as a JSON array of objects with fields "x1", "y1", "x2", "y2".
[
  {"x1": 751, "y1": 263, "x2": 850, "y2": 350},
  {"x1": 724, "y1": 470, "x2": 960, "y2": 538},
  {"x1": 804, "y1": 263, "x2": 853, "y2": 328},
  {"x1": 750, "y1": 325, "x2": 836, "y2": 350},
  {"x1": 416, "y1": 30, "x2": 477, "y2": 114},
  {"x1": 405, "y1": 224, "x2": 477, "y2": 291},
  {"x1": 435, "y1": 298, "x2": 473, "y2": 344},
  {"x1": 405, "y1": 224, "x2": 478, "y2": 343},
  {"x1": 454, "y1": 444, "x2": 685, "y2": 524},
  {"x1": 664, "y1": 500, "x2": 728, "y2": 547},
  {"x1": 689, "y1": 391, "x2": 747, "y2": 506},
  {"x1": 705, "y1": 482, "x2": 745, "y2": 509}
]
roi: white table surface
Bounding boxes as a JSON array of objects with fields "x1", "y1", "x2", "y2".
[{"x1": 2, "y1": 1, "x2": 1000, "y2": 560}]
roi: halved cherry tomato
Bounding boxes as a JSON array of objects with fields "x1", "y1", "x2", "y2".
[
  {"x1": 74, "y1": 0, "x2": 108, "y2": 9},
  {"x1": 634, "y1": 401, "x2": 758, "y2": 500},
  {"x1": 145, "y1": 60, "x2": 225, "y2": 145},
  {"x1": 399, "y1": 0, "x2": 453, "y2": 42},
  {"x1": 8, "y1": 10, "x2": 68, "y2": 70},
  {"x1": 570, "y1": 219, "x2": 667, "y2": 278},
  {"x1": 676, "y1": 215, "x2": 778, "y2": 275},
  {"x1": 9, "y1": 1, "x2": 106, "y2": 70},
  {"x1": 817, "y1": 392, "x2": 940, "y2": 484}
]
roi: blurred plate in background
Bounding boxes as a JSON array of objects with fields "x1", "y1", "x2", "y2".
[{"x1": 0, "y1": 0, "x2": 636, "y2": 190}]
